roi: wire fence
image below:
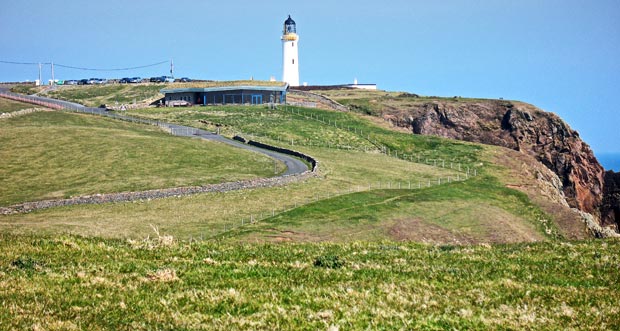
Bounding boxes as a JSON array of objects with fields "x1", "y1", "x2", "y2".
[{"x1": 194, "y1": 170, "x2": 478, "y2": 242}]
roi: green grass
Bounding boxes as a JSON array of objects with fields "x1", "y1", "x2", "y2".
[
  {"x1": 0, "y1": 102, "x2": 555, "y2": 244},
  {"x1": 0, "y1": 234, "x2": 618, "y2": 330},
  {"x1": 9, "y1": 84, "x2": 43, "y2": 95},
  {"x1": 0, "y1": 98, "x2": 35, "y2": 113},
  {"x1": 0, "y1": 111, "x2": 283, "y2": 206},
  {"x1": 225, "y1": 175, "x2": 554, "y2": 244},
  {"x1": 0, "y1": 94, "x2": 562, "y2": 244},
  {"x1": 0, "y1": 146, "x2": 458, "y2": 240},
  {"x1": 124, "y1": 105, "x2": 482, "y2": 168},
  {"x1": 43, "y1": 84, "x2": 166, "y2": 107}
]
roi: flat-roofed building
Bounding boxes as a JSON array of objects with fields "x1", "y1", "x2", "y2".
[{"x1": 161, "y1": 84, "x2": 288, "y2": 106}]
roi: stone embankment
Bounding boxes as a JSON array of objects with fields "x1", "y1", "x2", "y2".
[
  {"x1": 288, "y1": 90, "x2": 349, "y2": 112},
  {"x1": 0, "y1": 108, "x2": 50, "y2": 119},
  {"x1": 1, "y1": 160, "x2": 317, "y2": 215}
]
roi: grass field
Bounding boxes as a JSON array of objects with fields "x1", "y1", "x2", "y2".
[
  {"x1": 124, "y1": 105, "x2": 482, "y2": 168},
  {"x1": 1, "y1": 234, "x2": 618, "y2": 330},
  {"x1": 1, "y1": 101, "x2": 558, "y2": 245},
  {"x1": 0, "y1": 111, "x2": 283, "y2": 206},
  {"x1": 0, "y1": 145, "x2": 459, "y2": 240},
  {"x1": 0, "y1": 98, "x2": 35, "y2": 113},
  {"x1": 225, "y1": 175, "x2": 553, "y2": 244}
]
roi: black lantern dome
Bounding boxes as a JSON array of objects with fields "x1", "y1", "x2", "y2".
[{"x1": 283, "y1": 15, "x2": 296, "y2": 35}]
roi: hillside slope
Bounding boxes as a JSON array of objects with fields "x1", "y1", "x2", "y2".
[{"x1": 317, "y1": 89, "x2": 618, "y2": 233}]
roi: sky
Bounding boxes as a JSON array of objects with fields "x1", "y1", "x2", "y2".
[{"x1": 1, "y1": 0, "x2": 619, "y2": 155}]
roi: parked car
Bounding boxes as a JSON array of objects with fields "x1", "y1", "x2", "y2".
[
  {"x1": 150, "y1": 76, "x2": 174, "y2": 83},
  {"x1": 78, "y1": 79, "x2": 89, "y2": 85},
  {"x1": 167, "y1": 100, "x2": 191, "y2": 107},
  {"x1": 119, "y1": 77, "x2": 131, "y2": 84},
  {"x1": 65, "y1": 80, "x2": 78, "y2": 85},
  {"x1": 129, "y1": 77, "x2": 142, "y2": 83},
  {"x1": 178, "y1": 77, "x2": 191, "y2": 82}
]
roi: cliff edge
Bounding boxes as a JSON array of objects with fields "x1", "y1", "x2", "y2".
[{"x1": 340, "y1": 94, "x2": 617, "y2": 233}]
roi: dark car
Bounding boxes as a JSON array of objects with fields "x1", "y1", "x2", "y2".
[
  {"x1": 179, "y1": 77, "x2": 191, "y2": 82},
  {"x1": 150, "y1": 76, "x2": 165, "y2": 83},
  {"x1": 119, "y1": 77, "x2": 131, "y2": 84},
  {"x1": 78, "y1": 79, "x2": 89, "y2": 85}
]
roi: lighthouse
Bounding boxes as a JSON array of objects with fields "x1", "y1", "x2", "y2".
[{"x1": 281, "y1": 15, "x2": 300, "y2": 86}]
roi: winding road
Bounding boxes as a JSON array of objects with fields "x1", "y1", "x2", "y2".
[{"x1": 0, "y1": 87, "x2": 310, "y2": 176}]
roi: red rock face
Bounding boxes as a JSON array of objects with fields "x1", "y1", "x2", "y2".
[{"x1": 384, "y1": 99, "x2": 613, "y2": 227}]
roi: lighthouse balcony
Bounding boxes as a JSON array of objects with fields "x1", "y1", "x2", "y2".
[{"x1": 281, "y1": 34, "x2": 298, "y2": 41}]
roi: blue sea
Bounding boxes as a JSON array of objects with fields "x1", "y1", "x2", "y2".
[{"x1": 597, "y1": 153, "x2": 620, "y2": 172}]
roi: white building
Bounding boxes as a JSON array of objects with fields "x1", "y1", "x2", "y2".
[{"x1": 281, "y1": 15, "x2": 300, "y2": 87}]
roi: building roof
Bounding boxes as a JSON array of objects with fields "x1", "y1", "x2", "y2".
[{"x1": 161, "y1": 84, "x2": 289, "y2": 94}]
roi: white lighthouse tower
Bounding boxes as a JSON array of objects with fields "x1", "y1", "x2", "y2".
[{"x1": 281, "y1": 15, "x2": 300, "y2": 86}]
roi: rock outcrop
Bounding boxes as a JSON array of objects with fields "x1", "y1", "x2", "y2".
[
  {"x1": 367, "y1": 98, "x2": 617, "y2": 232},
  {"x1": 602, "y1": 171, "x2": 620, "y2": 228}
]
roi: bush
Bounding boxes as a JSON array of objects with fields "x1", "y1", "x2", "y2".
[
  {"x1": 313, "y1": 255, "x2": 345, "y2": 269},
  {"x1": 11, "y1": 256, "x2": 40, "y2": 271}
]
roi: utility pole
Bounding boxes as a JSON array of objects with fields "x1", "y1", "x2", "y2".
[
  {"x1": 38, "y1": 63, "x2": 42, "y2": 86},
  {"x1": 170, "y1": 58, "x2": 174, "y2": 79},
  {"x1": 50, "y1": 62, "x2": 55, "y2": 85}
]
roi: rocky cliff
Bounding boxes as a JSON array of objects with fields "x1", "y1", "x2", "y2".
[
  {"x1": 602, "y1": 171, "x2": 620, "y2": 229},
  {"x1": 347, "y1": 96, "x2": 617, "y2": 232}
]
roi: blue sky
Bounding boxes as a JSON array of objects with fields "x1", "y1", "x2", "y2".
[{"x1": 1, "y1": 0, "x2": 619, "y2": 155}]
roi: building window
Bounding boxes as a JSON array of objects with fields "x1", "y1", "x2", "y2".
[
  {"x1": 292, "y1": 42, "x2": 294, "y2": 47},
  {"x1": 292, "y1": 59, "x2": 295, "y2": 64}
]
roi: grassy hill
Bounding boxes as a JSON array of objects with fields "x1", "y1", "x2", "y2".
[
  {"x1": 0, "y1": 111, "x2": 283, "y2": 206},
  {"x1": 1, "y1": 234, "x2": 618, "y2": 330},
  {"x1": 1, "y1": 97, "x2": 565, "y2": 244}
]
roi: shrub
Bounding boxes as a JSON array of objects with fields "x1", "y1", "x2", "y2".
[
  {"x1": 313, "y1": 255, "x2": 345, "y2": 269},
  {"x1": 11, "y1": 256, "x2": 40, "y2": 271}
]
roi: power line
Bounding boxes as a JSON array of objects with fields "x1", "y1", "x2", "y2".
[
  {"x1": 53, "y1": 61, "x2": 169, "y2": 71},
  {"x1": 0, "y1": 60, "x2": 50, "y2": 65},
  {"x1": 0, "y1": 60, "x2": 169, "y2": 71}
]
